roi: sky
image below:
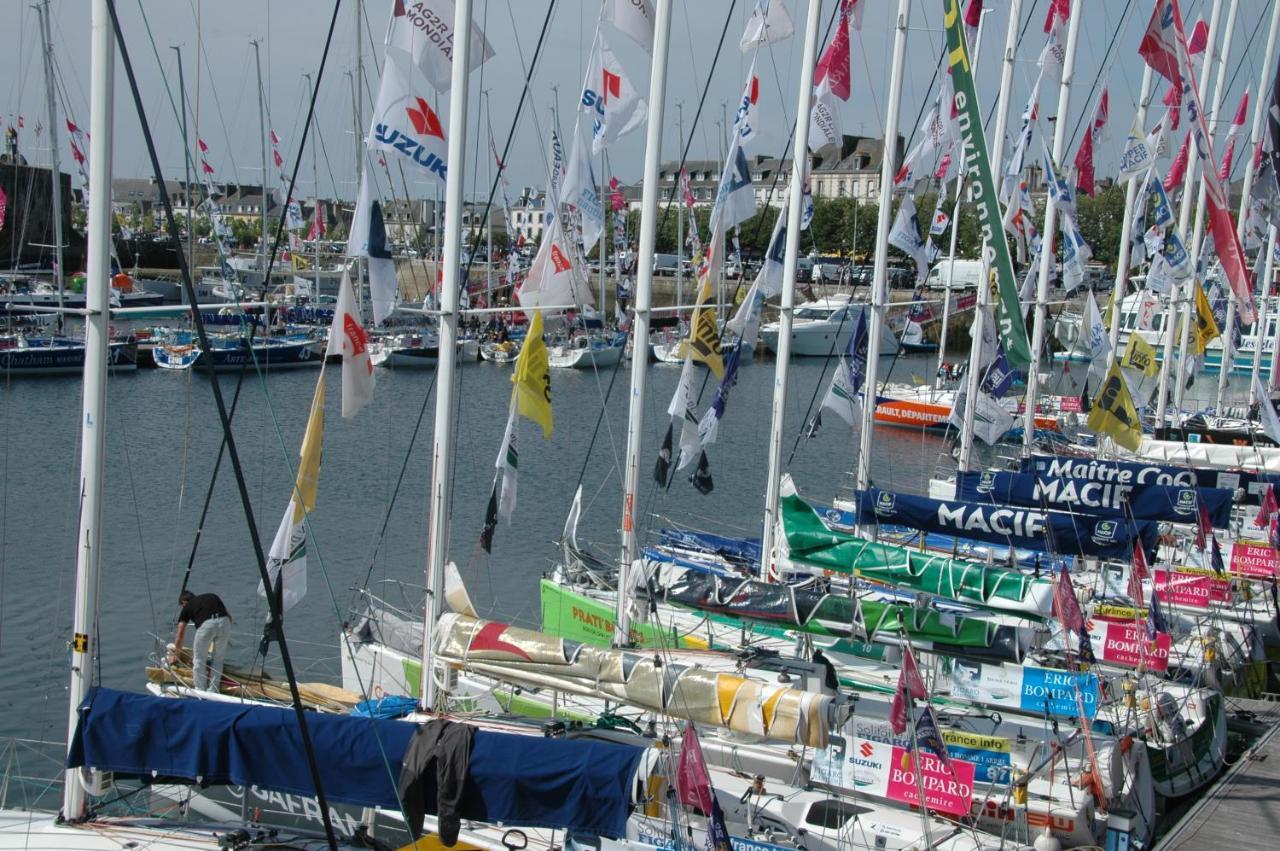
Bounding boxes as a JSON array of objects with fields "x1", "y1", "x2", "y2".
[{"x1": 1, "y1": 0, "x2": 1273, "y2": 207}]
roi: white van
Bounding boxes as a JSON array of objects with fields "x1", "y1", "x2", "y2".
[{"x1": 924, "y1": 259, "x2": 984, "y2": 291}]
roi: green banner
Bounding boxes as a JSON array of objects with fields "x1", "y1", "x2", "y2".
[{"x1": 942, "y1": 0, "x2": 1031, "y2": 368}]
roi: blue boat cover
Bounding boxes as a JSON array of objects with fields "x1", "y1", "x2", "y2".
[{"x1": 68, "y1": 688, "x2": 642, "y2": 838}]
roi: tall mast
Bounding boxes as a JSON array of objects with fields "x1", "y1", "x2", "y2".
[
  {"x1": 38, "y1": 0, "x2": 65, "y2": 325},
  {"x1": 172, "y1": 45, "x2": 195, "y2": 288},
  {"x1": 1156, "y1": 0, "x2": 1224, "y2": 427},
  {"x1": 759, "y1": 0, "x2": 823, "y2": 575},
  {"x1": 1246, "y1": 2, "x2": 1280, "y2": 401},
  {"x1": 959, "y1": 0, "x2": 1022, "y2": 471},
  {"x1": 934, "y1": 8, "x2": 989, "y2": 388},
  {"x1": 676, "y1": 103, "x2": 684, "y2": 311},
  {"x1": 856, "y1": 0, "x2": 912, "y2": 489},
  {"x1": 616, "y1": 0, "x2": 674, "y2": 645},
  {"x1": 1020, "y1": 0, "x2": 1082, "y2": 454},
  {"x1": 305, "y1": 72, "x2": 320, "y2": 292},
  {"x1": 64, "y1": 0, "x2": 113, "y2": 820},
  {"x1": 1174, "y1": 0, "x2": 1237, "y2": 415},
  {"x1": 422, "y1": 0, "x2": 474, "y2": 709},
  {"x1": 1220, "y1": 0, "x2": 1278, "y2": 408},
  {"x1": 1107, "y1": 66, "x2": 1154, "y2": 357},
  {"x1": 251, "y1": 39, "x2": 269, "y2": 282}
]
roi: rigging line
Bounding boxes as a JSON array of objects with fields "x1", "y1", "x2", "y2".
[
  {"x1": 1064, "y1": 0, "x2": 1134, "y2": 152},
  {"x1": 106, "y1": 2, "x2": 342, "y2": 847}
]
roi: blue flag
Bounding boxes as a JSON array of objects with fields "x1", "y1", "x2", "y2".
[
  {"x1": 847, "y1": 309, "x2": 869, "y2": 392},
  {"x1": 980, "y1": 343, "x2": 1017, "y2": 399},
  {"x1": 1147, "y1": 594, "x2": 1168, "y2": 640}
]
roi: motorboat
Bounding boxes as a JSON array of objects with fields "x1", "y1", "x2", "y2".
[{"x1": 759, "y1": 294, "x2": 898, "y2": 357}]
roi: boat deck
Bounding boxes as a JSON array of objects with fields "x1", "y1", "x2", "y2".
[{"x1": 1158, "y1": 695, "x2": 1280, "y2": 850}]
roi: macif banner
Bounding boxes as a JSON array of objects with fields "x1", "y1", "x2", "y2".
[
  {"x1": 957, "y1": 470, "x2": 1232, "y2": 529},
  {"x1": 851, "y1": 488, "x2": 1157, "y2": 560}
]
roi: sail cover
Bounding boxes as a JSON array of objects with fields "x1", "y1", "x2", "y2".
[{"x1": 68, "y1": 688, "x2": 642, "y2": 838}]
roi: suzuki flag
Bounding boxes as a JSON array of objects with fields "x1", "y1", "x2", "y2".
[
  {"x1": 604, "y1": 0, "x2": 655, "y2": 53},
  {"x1": 386, "y1": 0, "x2": 495, "y2": 92},
  {"x1": 1140, "y1": 0, "x2": 1255, "y2": 324},
  {"x1": 580, "y1": 34, "x2": 647, "y2": 155},
  {"x1": 326, "y1": 270, "x2": 375, "y2": 418},
  {"x1": 368, "y1": 54, "x2": 449, "y2": 184}
]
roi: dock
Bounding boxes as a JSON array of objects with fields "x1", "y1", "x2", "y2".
[{"x1": 1158, "y1": 695, "x2": 1280, "y2": 850}]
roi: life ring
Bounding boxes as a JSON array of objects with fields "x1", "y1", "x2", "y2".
[{"x1": 372, "y1": 684, "x2": 385, "y2": 699}]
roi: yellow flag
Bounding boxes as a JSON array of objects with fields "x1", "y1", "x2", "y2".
[
  {"x1": 681, "y1": 273, "x2": 724, "y2": 378},
  {"x1": 1087, "y1": 361, "x2": 1143, "y2": 450},
  {"x1": 1121, "y1": 335, "x2": 1159, "y2": 377},
  {"x1": 1191, "y1": 283, "x2": 1221, "y2": 355},
  {"x1": 513, "y1": 310, "x2": 553, "y2": 438},
  {"x1": 290, "y1": 375, "x2": 325, "y2": 523},
  {"x1": 1102, "y1": 287, "x2": 1116, "y2": 332}
]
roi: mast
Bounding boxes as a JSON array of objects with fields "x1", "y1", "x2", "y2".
[
  {"x1": 1020, "y1": 0, "x2": 1082, "y2": 454},
  {"x1": 1253, "y1": 227, "x2": 1278, "y2": 404},
  {"x1": 759, "y1": 0, "x2": 823, "y2": 575},
  {"x1": 305, "y1": 72, "x2": 320, "y2": 293},
  {"x1": 856, "y1": 0, "x2": 911, "y2": 490},
  {"x1": 1174, "y1": 0, "x2": 1237, "y2": 415},
  {"x1": 1221, "y1": 0, "x2": 1280, "y2": 408},
  {"x1": 251, "y1": 39, "x2": 269, "y2": 281},
  {"x1": 64, "y1": 0, "x2": 113, "y2": 820},
  {"x1": 172, "y1": 45, "x2": 195, "y2": 290},
  {"x1": 1156, "y1": 0, "x2": 1223, "y2": 427},
  {"x1": 959, "y1": 0, "x2": 1022, "y2": 471},
  {"x1": 616, "y1": 0, "x2": 674, "y2": 645},
  {"x1": 1107, "y1": 66, "x2": 1154, "y2": 357},
  {"x1": 422, "y1": 0, "x2": 474, "y2": 709},
  {"x1": 38, "y1": 0, "x2": 65, "y2": 326},
  {"x1": 676, "y1": 103, "x2": 684, "y2": 313},
  {"x1": 934, "y1": 9, "x2": 988, "y2": 389}
]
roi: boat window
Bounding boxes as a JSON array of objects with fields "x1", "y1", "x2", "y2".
[
  {"x1": 1151, "y1": 314, "x2": 1162, "y2": 332},
  {"x1": 1268, "y1": 319, "x2": 1277, "y2": 338},
  {"x1": 796, "y1": 307, "x2": 833, "y2": 320},
  {"x1": 804, "y1": 799, "x2": 873, "y2": 829}
]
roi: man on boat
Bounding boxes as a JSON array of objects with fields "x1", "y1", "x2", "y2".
[{"x1": 168, "y1": 590, "x2": 233, "y2": 691}]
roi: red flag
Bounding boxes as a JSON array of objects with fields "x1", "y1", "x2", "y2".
[
  {"x1": 1043, "y1": 0, "x2": 1069, "y2": 33},
  {"x1": 813, "y1": 4, "x2": 852, "y2": 101},
  {"x1": 1054, "y1": 566, "x2": 1085, "y2": 633},
  {"x1": 675, "y1": 722, "x2": 714, "y2": 813},
  {"x1": 201, "y1": 159, "x2": 215, "y2": 175},
  {"x1": 1218, "y1": 91, "x2": 1249, "y2": 180},
  {"x1": 1187, "y1": 17, "x2": 1209, "y2": 56},
  {"x1": 270, "y1": 129, "x2": 280, "y2": 145},
  {"x1": 935, "y1": 149, "x2": 953, "y2": 181},
  {"x1": 1196, "y1": 503, "x2": 1213, "y2": 550},
  {"x1": 69, "y1": 140, "x2": 85, "y2": 165},
  {"x1": 1133, "y1": 541, "x2": 1150, "y2": 581},
  {"x1": 889, "y1": 644, "x2": 927, "y2": 734},
  {"x1": 679, "y1": 167, "x2": 695, "y2": 209},
  {"x1": 1164, "y1": 132, "x2": 1190, "y2": 192},
  {"x1": 273, "y1": 149, "x2": 284, "y2": 169},
  {"x1": 197, "y1": 138, "x2": 209, "y2": 153},
  {"x1": 1073, "y1": 129, "x2": 1095, "y2": 197},
  {"x1": 65, "y1": 118, "x2": 79, "y2": 135},
  {"x1": 1256, "y1": 484, "x2": 1278, "y2": 529},
  {"x1": 0, "y1": 184, "x2": 7, "y2": 232}
]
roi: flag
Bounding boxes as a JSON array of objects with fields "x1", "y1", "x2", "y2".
[
  {"x1": 665, "y1": 357, "x2": 703, "y2": 473},
  {"x1": 1147, "y1": 594, "x2": 1168, "y2": 640},
  {"x1": 480, "y1": 402, "x2": 519, "y2": 553},
  {"x1": 930, "y1": 208, "x2": 950, "y2": 236},
  {"x1": 348, "y1": 173, "x2": 373, "y2": 256},
  {"x1": 1119, "y1": 120, "x2": 1160, "y2": 180},
  {"x1": 889, "y1": 644, "x2": 927, "y2": 735},
  {"x1": 1054, "y1": 565, "x2": 1085, "y2": 633},
  {"x1": 1043, "y1": 0, "x2": 1069, "y2": 32},
  {"x1": 581, "y1": 33, "x2": 647, "y2": 154},
  {"x1": 1088, "y1": 361, "x2": 1143, "y2": 450},
  {"x1": 1127, "y1": 561, "x2": 1146, "y2": 607},
  {"x1": 697, "y1": 345, "x2": 742, "y2": 446},
  {"x1": 1165, "y1": 132, "x2": 1190, "y2": 192},
  {"x1": 1255, "y1": 373, "x2": 1280, "y2": 444},
  {"x1": 0, "y1": 185, "x2": 6, "y2": 231},
  {"x1": 562, "y1": 126, "x2": 605, "y2": 252},
  {"x1": 1210, "y1": 535, "x2": 1225, "y2": 576},
  {"x1": 888, "y1": 192, "x2": 929, "y2": 283},
  {"x1": 1074, "y1": 90, "x2": 1108, "y2": 196},
  {"x1": 912, "y1": 705, "x2": 953, "y2": 774},
  {"x1": 1257, "y1": 485, "x2": 1278, "y2": 529},
  {"x1": 964, "y1": 0, "x2": 983, "y2": 43},
  {"x1": 1082, "y1": 291, "x2": 1110, "y2": 381},
  {"x1": 270, "y1": 129, "x2": 280, "y2": 145},
  {"x1": 197, "y1": 138, "x2": 208, "y2": 153},
  {"x1": 680, "y1": 167, "x2": 696, "y2": 208},
  {"x1": 325, "y1": 270, "x2": 375, "y2": 418},
  {"x1": 603, "y1": 0, "x2": 654, "y2": 53},
  {"x1": 273, "y1": 149, "x2": 284, "y2": 169},
  {"x1": 1219, "y1": 91, "x2": 1249, "y2": 180},
  {"x1": 1194, "y1": 502, "x2": 1213, "y2": 550},
  {"x1": 943, "y1": 4, "x2": 1030, "y2": 369},
  {"x1": 683, "y1": 274, "x2": 724, "y2": 379},
  {"x1": 66, "y1": 118, "x2": 79, "y2": 135},
  {"x1": 364, "y1": 201, "x2": 399, "y2": 324},
  {"x1": 260, "y1": 375, "x2": 325, "y2": 615},
  {"x1": 1141, "y1": 0, "x2": 1256, "y2": 324},
  {"x1": 732, "y1": 59, "x2": 762, "y2": 145},
  {"x1": 654, "y1": 423, "x2": 674, "y2": 485},
  {"x1": 200, "y1": 159, "x2": 215, "y2": 175},
  {"x1": 512, "y1": 311, "x2": 552, "y2": 438},
  {"x1": 516, "y1": 214, "x2": 590, "y2": 310},
  {"x1": 1189, "y1": 283, "x2": 1221, "y2": 355},
  {"x1": 1121, "y1": 335, "x2": 1159, "y2": 377},
  {"x1": 368, "y1": 53, "x2": 449, "y2": 183},
  {"x1": 712, "y1": 70, "x2": 758, "y2": 232},
  {"x1": 386, "y1": 0, "x2": 495, "y2": 92},
  {"x1": 813, "y1": 4, "x2": 852, "y2": 101},
  {"x1": 676, "y1": 722, "x2": 715, "y2": 812},
  {"x1": 808, "y1": 77, "x2": 843, "y2": 153},
  {"x1": 740, "y1": 0, "x2": 795, "y2": 51}
]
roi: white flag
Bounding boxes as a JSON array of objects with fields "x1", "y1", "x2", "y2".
[
  {"x1": 888, "y1": 193, "x2": 928, "y2": 282},
  {"x1": 710, "y1": 128, "x2": 756, "y2": 233},
  {"x1": 326, "y1": 270, "x2": 375, "y2": 418},
  {"x1": 732, "y1": 59, "x2": 761, "y2": 146},
  {"x1": 386, "y1": 0, "x2": 495, "y2": 92},
  {"x1": 347, "y1": 173, "x2": 373, "y2": 258},
  {"x1": 1083, "y1": 290, "x2": 1110, "y2": 382},
  {"x1": 1255, "y1": 374, "x2": 1280, "y2": 444},
  {"x1": 808, "y1": 77, "x2": 843, "y2": 153},
  {"x1": 604, "y1": 0, "x2": 655, "y2": 53},
  {"x1": 740, "y1": 0, "x2": 795, "y2": 51},
  {"x1": 562, "y1": 126, "x2": 604, "y2": 253},
  {"x1": 667, "y1": 357, "x2": 701, "y2": 470},
  {"x1": 365, "y1": 200, "x2": 400, "y2": 325},
  {"x1": 580, "y1": 33, "x2": 647, "y2": 154},
  {"x1": 516, "y1": 215, "x2": 591, "y2": 310},
  {"x1": 929, "y1": 209, "x2": 950, "y2": 236},
  {"x1": 820, "y1": 357, "x2": 862, "y2": 427},
  {"x1": 368, "y1": 53, "x2": 449, "y2": 184},
  {"x1": 1118, "y1": 120, "x2": 1158, "y2": 180}
]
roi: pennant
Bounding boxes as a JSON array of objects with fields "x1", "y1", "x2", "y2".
[
  {"x1": 676, "y1": 722, "x2": 715, "y2": 812},
  {"x1": 200, "y1": 159, "x2": 215, "y2": 175},
  {"x1": 654, "y1": 423, "x2": 675, "y2": 485},
  {"x1": 1121, "y1": 335, "x2": 1159, "y2": 377},
  {"x1": 740, "y1": 0, "x2": 795, "y2": 51},
  {"x1": 689, "y1": 451, "x2": 715, "y2": 495},
  {"x1": 963, "y1": 0, "x2": 984, "y2": 43},
  {"x1": 697, "y1": 345, "x2": 742, "y2": 447},
  {"x1": 259, "y1": 375, "x2": 325, "y2": 615},
  {"x1": 732, "y1": 59, "x2": 762, "y2": 145},
  {"x1": 1257, "y1": 484, "x2": 1279, "y2": 529},
  {"x1": 562, "y1": 126, "x2": 605, "y2": 252},
  {"x1": 495, "y1": 403, "x2": 519, "y2": 523},
  {"x1": 603, "y1": 0, "x2": 655, "y2": 53},
  {"x1": 512, "y1": 311, "x2": 553, "y2": 438},
  {"x1": 1186, "y1": 282, "x2": 1221, "y2": 356},
  {"x1": 808, "y1": 77, "x2": 844, "y2": 153},
  {"x1": 581, "y1": 33, "x2": 647, "y2": 154},
  {"x1": 1088, "y1": 361, "x2": 1143, "y2": 450},
  {"x1": 366, "y1": 201, "x2": 400, "y2": 324},
  {"x1": 386, "y1": 0, "x2": 495, "y2": 92},
  {"x1": 1073, "y1": 90, "x2": 1108, "y2": 196},
  {"x1": 325, "y1": 270, "x2": 375, "y2": 418},
  {"x1": 1147, "y1": 594, "x2": 1168, "y2": 640},
  {"x1": 1054, "y1": 565, "x2": 1085, "y2": 633},
  {"x1": 912, "y1": 705, "x2": 953, "y2": 773},
  {"x1": 1083, "y1": 291, "x2": 1110, "y2": 381},
  {"x1": 1043, "y1": 0, "x2": 1069, "y2": 33},
  {"x1": 712, "y1": 71, "x2": 758, "y2": 232},
  {"x1": 1219, "y1": 90, "x2": 1249, "y2": 180},
  {"x1": 889, "y1": 644, "x2": 928, "y2": 735},
  {"x1": 813, "y1": 5, "x2": 852, "y2": 101},
  {"x1": 930, "y1": 208, "x2": 950, "y2": 236},
  {"x1": 516, "y1": 215, "x2": 591, "y2": 310},
  {"x1": 666, "y1": 357, "x2": 702, "y2": 472},
  {"x1": 1119, "y1": 120, "x2": 1160, "y2": 180},
  {"x1": 197, "y1": 138, "x2": 209, "y2": 153},
  {"x1": 368, "y1": 54, "x2": 449, "y2": 183},
  {"x1": 1165, "y1": 132, "x2": 1190, "y2": 192}
]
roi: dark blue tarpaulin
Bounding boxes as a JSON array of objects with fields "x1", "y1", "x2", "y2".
[
  {"x1": 1022, "y1": 453, "x2": 1277, "y2": 506},
  {"x1": 851, "y1": 488, "x2": 1158, "y2": 560},
  {"x1": 68, "y1": 688, "x2": 642, "y2": 838},
  {"x1": 958, "y1": 470, "x2": 1233, "y2": 528}
]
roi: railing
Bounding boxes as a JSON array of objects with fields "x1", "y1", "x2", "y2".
[{"x1": 0, "y1": 737, "x2": 67, "y2": 813}]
